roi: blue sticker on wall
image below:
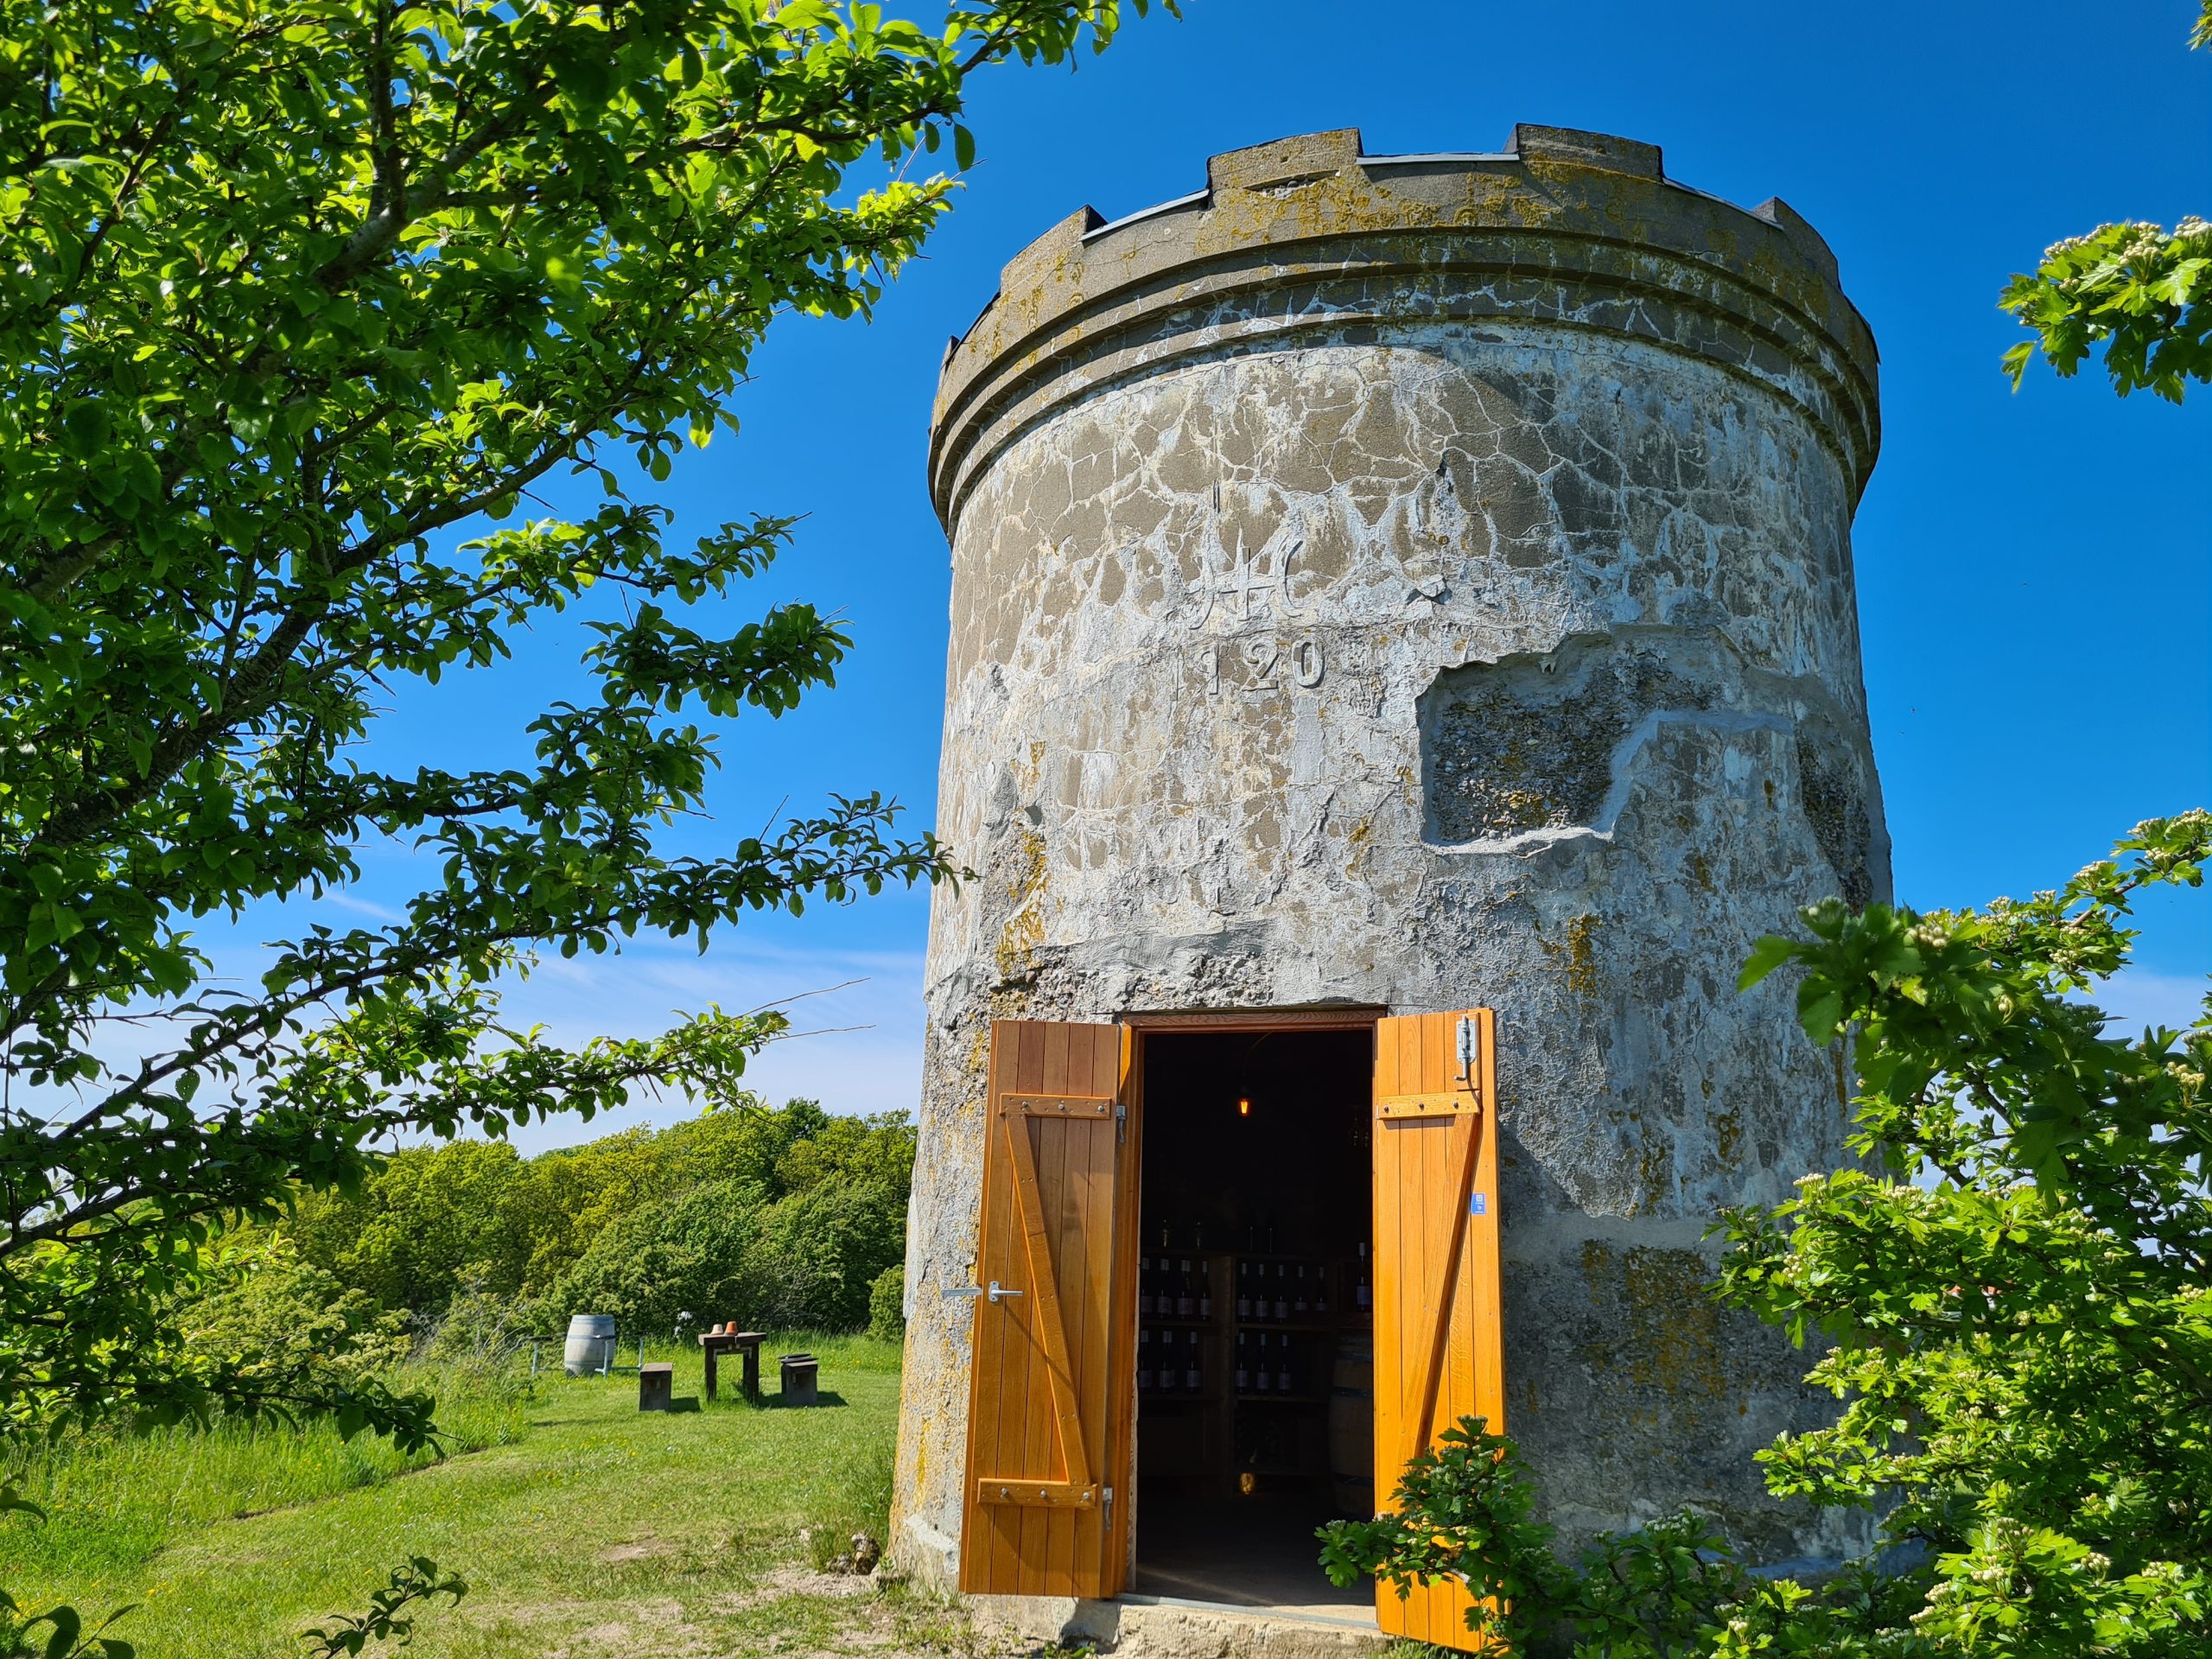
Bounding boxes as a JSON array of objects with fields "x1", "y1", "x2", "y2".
[{"x1": 1470, "y1": 1193, "x2": 1487, "y2": 1215}]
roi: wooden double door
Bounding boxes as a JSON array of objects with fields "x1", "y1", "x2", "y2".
[{"x1": 953, "y1": 1011, "x2": 1505, "y2": 1651}]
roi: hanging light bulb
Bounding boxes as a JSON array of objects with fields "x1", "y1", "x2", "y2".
[{"x1": 1234, "y1": 1034, "x2": 1270, "y2": 1122}]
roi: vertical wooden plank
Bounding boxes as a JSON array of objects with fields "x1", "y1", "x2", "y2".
[
  {"x1": 986, "y1": 1019, "x2": 1020, "y2": 1592},
  {"x1": 964, "y1": 1020, "x2": 1020, "y2": 1592},
  {"x1": 1426, "y1": 1020, "x2": 1455, "y2": 1649},
  {"x1": 1076, "y1": 1025, "x2": 1119, "y2": 1596},
  {"x1": 991, "y1": 1020, "x2": 1041, "y2": 1592},
  {"x1": 1435, "y1": 1012, "x2": 1471, "y2": 1646},
  {"x1": 1424, "y1": 1011, "x2": 1454, "y2": 1647},
  {"x1": 1037, "y1": 1021, "x2": 1081, "y2": 1595},
  {"x1": 1010, "y1": 1021, "x2": 1064, "y2": 1592},
  {"x1": 990, "y1": 1021, "x2": 1030, "y2": 1592},
  {"x1": 1374, "y1": 1014, "x2": 1414, "y2": 1639}
]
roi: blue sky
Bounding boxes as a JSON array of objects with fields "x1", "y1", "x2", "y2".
[{"x1": 203, "y1": 1, "x2": 2211, "y2": 1145}]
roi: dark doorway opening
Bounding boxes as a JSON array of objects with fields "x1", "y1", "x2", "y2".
[{"x1": 1131, "y1": 1025, "x2": 1376, "y2": 1614}]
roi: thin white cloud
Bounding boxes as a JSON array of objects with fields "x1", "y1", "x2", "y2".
[
  {"x1": 486, "y1": 948, "x2": 927, "y2": 1153},
  {"x1": 2092, "y1": 969, "x2": 2208, "y2": 1035},
  {"x1": 315, "y1": 891, "x2": 408, "y2": 924}
]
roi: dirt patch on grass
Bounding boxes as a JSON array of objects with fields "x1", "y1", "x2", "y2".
[
  {"x1": 505, "y1": 1569, "x2": 990, "y2": 1659},
  {"x1": 595, "y1": 1539, "x2": 676, "y2": 1564},
  {"x1": 737, "y1": 1566, "x2": 879, "y2": 1607}
]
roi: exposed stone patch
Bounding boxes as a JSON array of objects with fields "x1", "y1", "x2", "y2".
[{"x1": 1420, "y1": 635, "x2": 1712, "y2": 842}]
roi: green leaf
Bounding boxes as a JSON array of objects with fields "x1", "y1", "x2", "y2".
[
  {"x1": 1738, "y1": 934, "x2": 1798, "y2": 990},
  {"x1": 43, "y1": 1606, "x2": 82, "y2": 1659},
  {"x1": 1795, "y1": 981, "x2": 1843, "y2": 1045},
  {"x1": 58, "y1": 400, "x2": 113, "y2": 460}
]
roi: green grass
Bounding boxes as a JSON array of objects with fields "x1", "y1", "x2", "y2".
[{"x1": 0, "y1": 1334, "x2": 959, "y2": 1659}]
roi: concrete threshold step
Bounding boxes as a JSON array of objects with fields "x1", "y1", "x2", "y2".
[{"x1": 976, "y1": 1592, "x2": 1393, "y2": 1657}]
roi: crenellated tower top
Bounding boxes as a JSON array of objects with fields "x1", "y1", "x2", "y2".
[{"x1": 927, "y1": 124, "x2": 1878, "y2": 532}]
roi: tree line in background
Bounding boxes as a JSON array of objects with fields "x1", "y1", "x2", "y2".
[{"x1": 184, "y1": 1097, "x2": 916, "y2": 1394}]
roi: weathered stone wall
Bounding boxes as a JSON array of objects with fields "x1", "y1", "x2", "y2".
[{"x1": 893, "y1": 125, "x2": 1889, "y2": 1586}]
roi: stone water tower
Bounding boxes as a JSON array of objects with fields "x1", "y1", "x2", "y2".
[{"x1": 892, "y1": 125, "x2": 1887, "y2": 1615}]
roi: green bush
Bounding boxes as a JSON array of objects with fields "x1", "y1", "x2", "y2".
[
  {"x1": 747, "y1": 1180, "x2": 904, "y2": 1331},
  {"x1": 180, "y1": 1234, "x2": 412, "y2": 1398},
  {"x1": 289, "y1": 1140, "x2": 534, "y2": 1314},
  {"x1": 552, "y1": 1178, "x2": 768, "y2": 1337},
  {"x1": 416, "y1": 1279, "x2": 552, "y2": 1372},
  {"x1": 867, "y1": 1264, "x2": 906, "y2": 1342}
]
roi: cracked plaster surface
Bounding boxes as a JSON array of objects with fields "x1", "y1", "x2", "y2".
[{"x1": 893, "y1": 308, "x2": 1888, "y2": 1586}]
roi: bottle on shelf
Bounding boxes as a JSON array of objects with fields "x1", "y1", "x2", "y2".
[
  {"x1": 1255, "y1": 1332, "x2": 1272, "y2": 1391},
  {"x1": 1315, "y1": 1264, "x2": 1330, "y2": 1316},
  {"x1": 1198, "y1": 1258, "x2": 1213, "y2": 1320},
  {"x1": 1356, "y1": 1241, "x2": 1372, "y2": 1314},
  {"x1": 1294, "y1": 1264, "x2": 1309, "y2": 1317},
  {"x1": 1176, "y1": 1257, "x2": 1195, "y2": 1318},
  {"x1": 1236, "y1": 1261, "x2": 1251, "y2": 1320},
  {"x1": 1234, "y1": 1332, "x2": 1249, "y2": 1392},
  {"x1": 1274, "y1": 1263, "x2": 1290, "y2": 1321},
  {"x1": 1275, "y1": 1336, "x2": 1294, "y2": 1395},
  {"x1": 1184, "y1": 1330, "x2": 1202, "y2": 1393},
  {"x1": 1137, "y1": 1328, "x2": 1154, "y2": 1392}
]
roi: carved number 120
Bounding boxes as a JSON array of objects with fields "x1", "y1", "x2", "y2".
[{"x1": 1203, "y1": 638, "x2": 1324, "y2": 696}]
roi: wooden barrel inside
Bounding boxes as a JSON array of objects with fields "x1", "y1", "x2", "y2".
[
  {"x1": 1330, "y1": 1332, "x2": 1375, "y2": 1516},
  {"x1": 564, "y1": 1313, "x2": 617, "y2": 1376}
]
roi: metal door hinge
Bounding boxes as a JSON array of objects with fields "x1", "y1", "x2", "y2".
[{"x1": 1458, "y1": 1015, "x2": 1479, "y2": 1084}]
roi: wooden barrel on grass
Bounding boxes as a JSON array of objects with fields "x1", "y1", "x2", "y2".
[{"x1": 564, "y1": 1313, "x2": 617, "y2": 1376}]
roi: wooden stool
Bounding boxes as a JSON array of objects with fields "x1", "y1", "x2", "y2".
[{"x1": 638, "y1": 1363, "x2": 674, "y2": 1412}]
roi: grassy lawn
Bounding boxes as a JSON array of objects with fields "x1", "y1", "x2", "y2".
[{"x1": 2, "y1": 1335, "x2": 976, "y2": 1659}]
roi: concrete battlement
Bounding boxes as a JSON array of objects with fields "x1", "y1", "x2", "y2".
[{"x1": 927, "y1": 125, "x2": 1878, "y2": 531}]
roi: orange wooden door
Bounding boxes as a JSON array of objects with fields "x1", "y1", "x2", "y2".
[
  {"x1": 1371, "y1": 1008, "x2": 1506, "y2": 1650},
  {"x1": 957, "y1": 1019, "x2": 1135, "y2": 1598}
]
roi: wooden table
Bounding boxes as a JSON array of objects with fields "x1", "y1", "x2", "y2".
[{"x1": 698, "y1": 1331, "x2": 766, "y2": 1402}]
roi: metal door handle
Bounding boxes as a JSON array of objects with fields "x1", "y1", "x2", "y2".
[{"x1": 942, "y1": 1281, "x2": 1022, "y2": 1302}]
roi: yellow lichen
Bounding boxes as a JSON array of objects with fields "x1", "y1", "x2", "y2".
[
  {"x1": 1582, "y1": 1242, "x2": 1728, "y2": 1401},
  {"x1": 1713, "y1": 1105, "x2": 1744, "y2": 1166},
  {"x1": 1538, "y1": 912, "x2": 1604, "y2": 1000},
  {"x1": 990, "y1": 824, "x2": 1049, "y2": 1011}
]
